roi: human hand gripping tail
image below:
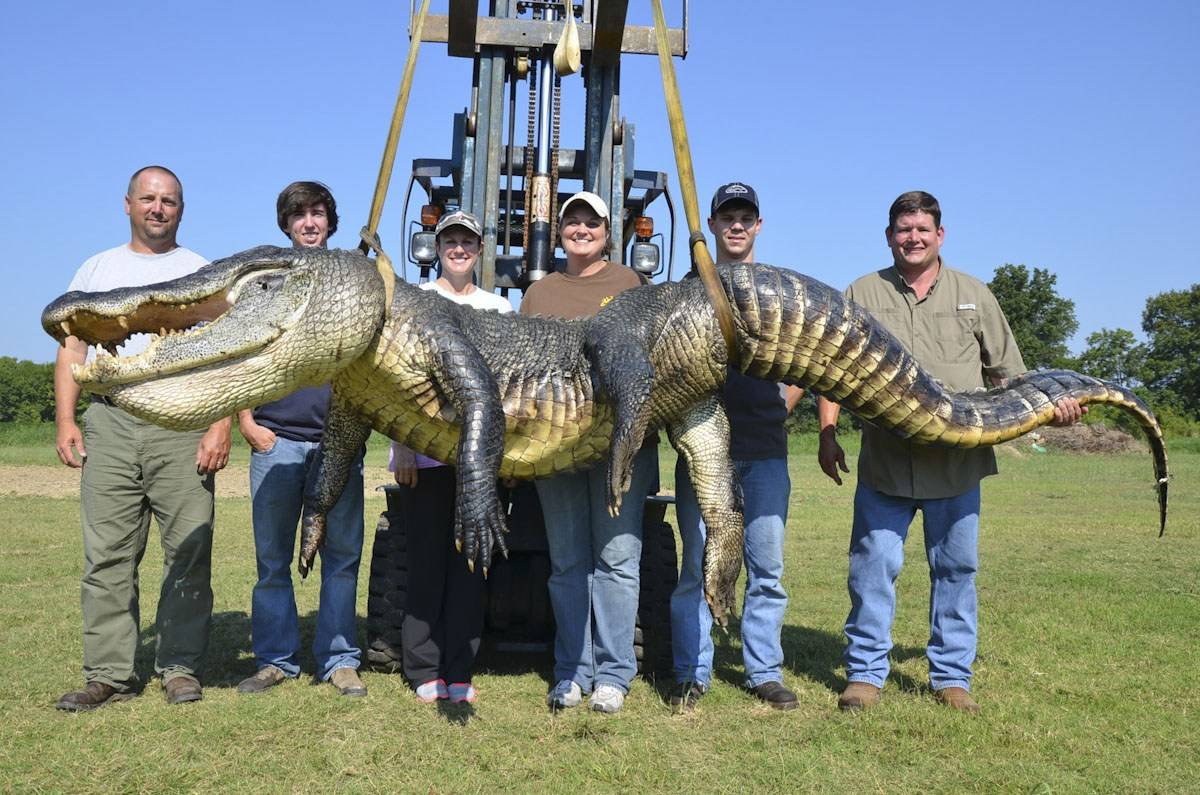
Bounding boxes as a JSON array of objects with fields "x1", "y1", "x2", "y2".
[{"x1": 1050, "y1": 396, "x2": 1087, "y2": 426}]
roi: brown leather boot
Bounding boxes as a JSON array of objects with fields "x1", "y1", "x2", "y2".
[
  {"x1": 237, "y1": 665, "x2": 287, "y2": 694},
  {"x1": 330, "y1": 667, "x2": 367, "y2": 697},
  {"x1": 750, "y1": 681, "x2": 799, "y2": 711},
  {"x1": 934, "y1": 687, "x2": 980, "y2": 714},
  {"x1": 55, "y1": 682, "x2": 134, "y2": 712},
  {"x1": 837, "y1": 681, "x2": 882, "y2": 711},
  {"x1": 163, "y1": 675, "x2": 203, "y2": 705}
]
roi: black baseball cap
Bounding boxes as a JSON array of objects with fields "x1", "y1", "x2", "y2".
[{"x1": 710, "y1": 182, "x2": 760, "y2": 215}]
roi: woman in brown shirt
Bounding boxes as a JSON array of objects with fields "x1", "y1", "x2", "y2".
[{"x1": 520, "y1": 192, "x2": 655, "y2": 714}]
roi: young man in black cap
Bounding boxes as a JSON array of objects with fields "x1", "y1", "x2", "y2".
[{"x1": 669, "y1": 183, "x2": 805, "y2": 712}]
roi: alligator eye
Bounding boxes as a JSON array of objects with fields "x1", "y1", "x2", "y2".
[{"x1": 256, "y1": 274, "x2": 286, "y2": 292}]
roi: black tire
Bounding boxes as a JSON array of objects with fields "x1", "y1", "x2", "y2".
[
  {"x1": 363, "y1": 483, "x2": 677, "y2": 679},
  {"x1": 364, "y1": 488, "x2": 408, "y2": 672},
  {"x1": 635, "y1": 498, "x2": 678, "y2": 680},
  {"x1": 483, "y1": 483, "x2": 556, "y2": 648},
  {"x1": 485, "y1": 550, "x2": 555, "y2": 645}
]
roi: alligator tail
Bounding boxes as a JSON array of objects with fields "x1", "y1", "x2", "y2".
[{"x1": 722, "y1": 263, "x2": 1169, "y2": 534}]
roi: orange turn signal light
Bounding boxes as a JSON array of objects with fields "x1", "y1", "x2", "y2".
[
  {"x1": 634, "y1": 216, "x2": 654, "y2": 238},
  {"x1": 420, "y1": 204, "x2": 444, "y2": 227}
]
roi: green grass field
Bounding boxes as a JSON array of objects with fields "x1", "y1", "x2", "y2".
[{"x1": 0, "y1": 425, "x2": 1196, "y2": 794}]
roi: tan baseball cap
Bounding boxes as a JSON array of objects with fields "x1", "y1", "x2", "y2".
[
  {"x1": 559, "y1": 191, "x2": 610, "y2": 222},
  {"x1": 435, "y1": 209, "x2": 483, "y2": 238}
]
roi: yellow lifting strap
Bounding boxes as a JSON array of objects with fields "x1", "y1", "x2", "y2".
[
  {"x1": 358, "y1": 0, "x2": 434, "y2": 318},
  {"x1": 553, "y1": 0, "x2": 581, "y2": 76},
  {"x1": 649, "y1": 0, "x2": 738, "y2": 355}
]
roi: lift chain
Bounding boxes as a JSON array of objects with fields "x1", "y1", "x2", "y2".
[
  {"x1": 549, "y1": 73, "x2": 562, "y2": 251},
  {"x1": 522, "y1": 60, "x2": 538, "y2": 254}
]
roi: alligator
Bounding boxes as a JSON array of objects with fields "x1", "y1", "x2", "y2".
[{"x1": 42, "y1": 246, "x2": 1169, "y2": 621}]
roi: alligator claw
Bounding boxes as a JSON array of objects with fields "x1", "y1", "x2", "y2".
[
  {"x1": 703, "y1": 521, "x2": 741, "y2": 628},
  {"x1": 453, "y1": 496, "x2": 510, "y2": 575},
  {"x1": 703, "y1": 565, "x2": 738, "y2": 629},
  {"x1": 297, "y1": 511, "x2": 326, "y2": 579}
]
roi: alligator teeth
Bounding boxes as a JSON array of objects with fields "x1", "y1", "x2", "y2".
[
  {"x1": 61, "y1": 321, "x2": 72, "y2": 337},
  {"x1": 117, "y1": 315, "x2": 129, "y2": 331},
  {"x1": 70, "y1": 363, "x2": 82, "y2": 379},
  {"x1": 160, "y1": 327, "x2": 168, "y2": 336},
  {"x1": 103, "y1": 343, "x2": 119, "y2": 356}
]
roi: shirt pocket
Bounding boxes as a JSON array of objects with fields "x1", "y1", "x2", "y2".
[
  {"x1": 862, "y1": 306, "x2": 905, "y2": 335},
  {"x1": 932, "y1": 311, "x2": 979, "y2": 364}
]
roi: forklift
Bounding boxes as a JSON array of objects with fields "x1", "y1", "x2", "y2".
[{"x1": 365, "y1": 0, "x2": 689, "y2": 678}]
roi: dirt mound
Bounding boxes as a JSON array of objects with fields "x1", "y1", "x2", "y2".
[{"x1": 1030, "y1": 423, "x2": 1144, "y2": 454}]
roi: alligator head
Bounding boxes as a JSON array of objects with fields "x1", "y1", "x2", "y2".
[{"x1": 42, "y1": 246, "x2": 387, "y2": 430}]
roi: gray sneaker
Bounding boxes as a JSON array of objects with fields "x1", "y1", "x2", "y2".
[
  {"x1": 547, "y1": 679, "x2": 583, "y2": 711},
  {"x1": 589, "y1": 684, "x2": 626, "y2": 714}
]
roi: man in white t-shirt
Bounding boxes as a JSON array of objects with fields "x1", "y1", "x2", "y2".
[{"x1": 52, "y1": 166, "x2": 232, "y2": 711}]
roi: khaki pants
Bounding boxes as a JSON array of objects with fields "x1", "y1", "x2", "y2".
[{"x1": 79, "y1": 402, "x2": 215, "y2": 690}]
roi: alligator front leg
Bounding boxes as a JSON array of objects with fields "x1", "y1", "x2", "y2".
[
  {"x1": 431, "y1": 330, "x2": 509, "y2": 574},
  {"x1": 298, "y1": 391, "x2": 372, "y2": 577},
  {"x1": 667, "y1": 395, "x2": 744, "y2": 626},
  {"x1": 589, "y1": 336, "x2": 655, "y2": 516}
]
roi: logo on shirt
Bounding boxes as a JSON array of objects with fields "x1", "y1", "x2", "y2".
[
  {"x1": 600, "y1": 295, "x2": 615, "y2": 307},
  {"x1": 957, "y1": 303, "x2": 976, "y2": 311}
]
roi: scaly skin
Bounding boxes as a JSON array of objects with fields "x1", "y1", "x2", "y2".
[{"x1": 43, "y1": 248, "x2": 1169, "y2": 621}]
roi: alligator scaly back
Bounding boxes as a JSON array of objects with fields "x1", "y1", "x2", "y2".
[{"x1": 722, "y1": 263, "x2": 1169, "y2": 533}]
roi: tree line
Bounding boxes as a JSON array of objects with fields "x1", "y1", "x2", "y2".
[
  {"x1": 988, "y1": 265, "x2": 1198, "y2": 437},
  {"x1": 5, "y1": 270, "x2": 1198, "y2": 434}
]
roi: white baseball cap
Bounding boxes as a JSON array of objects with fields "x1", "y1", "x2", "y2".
[{"x1": 559, "y1": 191, "x2": 610, "y2": 222}]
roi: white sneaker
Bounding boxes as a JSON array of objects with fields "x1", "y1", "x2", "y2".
[
  {"x1": 547, "y1": 679, "x2": 583, "y2": 710},
  {"x1": 589, "y1": 684, "x2": 625, "y2": 714},
  {"x1": 415, "y1": 679, "x2": 447, "y2": 703}
]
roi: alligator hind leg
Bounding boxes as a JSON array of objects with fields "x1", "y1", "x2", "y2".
[
  {"x1": 298, "y1": 392, "x2": 373, "y2": 577},
  {"x1": 588, "y1": 337, "x2": 656, "y2": 516},
  {"x1": 667, "y1": 395, "x2": 744, "y2": 626}
]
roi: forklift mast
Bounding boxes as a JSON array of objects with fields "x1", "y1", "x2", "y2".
[{"x1": 400, "y1": 0, "x2": 687, "y2": 291}]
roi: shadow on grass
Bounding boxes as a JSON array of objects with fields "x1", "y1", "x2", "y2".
[
  {"x1": 436, "y1": 700, "x2": 475, "y2": 724},
  {"x1": 707, "y1": 619, "x2": 926, "y2": 696},
  {"x1": 133, "y1": 610, "x2": 338, "y2": 688},
  {"x1": 131, "y1": 609, "x2": 930, "y2": 700}
]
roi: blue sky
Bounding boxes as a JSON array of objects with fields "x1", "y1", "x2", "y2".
[{"x1": 3, "y1": 1, "x2": 1196, "y2": 364}]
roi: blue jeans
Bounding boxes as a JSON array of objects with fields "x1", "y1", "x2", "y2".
[
  {"x1": 535, "y1": 445, "x2": 658, "y2": 694},
  {"x1": 248, "y1": 437, "x2": 365, "y2": 681},
  {"x1": 671, "y1": 457, "x2": 790, "y2": 689},
  {"x1": 844, "y1": 482, "x2": 981, "y2": 691}
]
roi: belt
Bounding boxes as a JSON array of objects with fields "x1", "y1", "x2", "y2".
[{"x1": 90, "y1": 394, "x2": 115, "y2": 406}]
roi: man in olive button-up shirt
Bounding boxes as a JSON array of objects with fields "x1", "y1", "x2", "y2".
[{"x1": 816, "y1": 191, "x2": 1082, "y2": 714}]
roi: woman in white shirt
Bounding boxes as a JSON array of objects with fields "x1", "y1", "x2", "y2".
[{"x1": 388, "y1": 211, "x2": 512, "y2": 705}]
